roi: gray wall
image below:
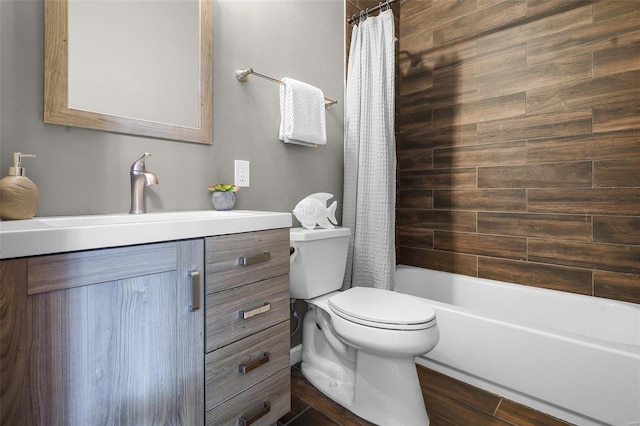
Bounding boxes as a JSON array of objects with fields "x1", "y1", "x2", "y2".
[{"x1": 0, "y1": 0, "x2": 345, "y2": 221}]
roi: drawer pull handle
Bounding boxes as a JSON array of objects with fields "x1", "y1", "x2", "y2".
[
  {"x1": 238, "y1": 352, "x2": 270, "y2": 374},
  {"x1": 239, "y1": 402, "x2": 270, "y2": 426},
  {"x1": 238, "y1": 252, "x2": 270, "y2": 266},
  {"x1": 239, "y1": 302, "x2": 271, "y2": 320},
  {"x1": 188, "y1": 270, "x2": 200, "y2": 312}
]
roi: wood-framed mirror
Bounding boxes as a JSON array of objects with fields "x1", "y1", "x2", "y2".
[{"x1": 44, "y1": 0, "x2": 212, "y2": 144}]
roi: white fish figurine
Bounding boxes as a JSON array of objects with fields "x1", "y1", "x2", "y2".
[{"x1": 293, "y1": 193, "x2": 338, "y2": 230}]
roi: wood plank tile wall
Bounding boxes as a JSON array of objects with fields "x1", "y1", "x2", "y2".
[{"x1": 396, "y1": 0, "x2": 640, "y2": 305}]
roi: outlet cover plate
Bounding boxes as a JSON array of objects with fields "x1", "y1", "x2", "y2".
[{"x1": 234, "y1": 160, "x2": 250, "y2": 187}]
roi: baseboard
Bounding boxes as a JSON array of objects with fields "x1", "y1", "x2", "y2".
[{"x1": 290, "y1": 344, "x2": 302, "y2": 366}]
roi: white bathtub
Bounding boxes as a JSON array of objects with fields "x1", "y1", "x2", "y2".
[{"x1": 395, "y1": 265, "x2": 640, "y2": 426}]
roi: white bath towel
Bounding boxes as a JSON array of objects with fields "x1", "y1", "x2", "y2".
[{"x1": 279, "y1": 77, "x2": 327, "y2": 147}]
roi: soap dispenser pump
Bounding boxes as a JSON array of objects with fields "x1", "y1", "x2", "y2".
[{"x1": 0, "y1": 153, "x2": 39, "y2": 220}]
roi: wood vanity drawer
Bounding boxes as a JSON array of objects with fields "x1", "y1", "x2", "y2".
[
  {"x1": 205, "y1": 228, "x2": 289, "y2": 294},
  {"x1": 206, "y1": 274, "x2": 289, "y2": 352},
  {"x1": 205, "y1": 321, "x2": 289, "y2": 411},
  {"x1": 205, "y1": 366, "x2": 291, "y2": 426}
]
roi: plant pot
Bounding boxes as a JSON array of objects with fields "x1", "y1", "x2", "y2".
[{"x1": 211, "y1": 191, "x2": 236, "y2": 211}]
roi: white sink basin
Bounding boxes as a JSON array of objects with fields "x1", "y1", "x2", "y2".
[
  {"x1": 39, "y1": 210, "x2": 252, "y2": 227},
  {"x1": 0, "y1": 210, "x2": 291, "y2": 259}
]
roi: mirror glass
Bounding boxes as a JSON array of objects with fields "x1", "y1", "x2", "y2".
[{"x1": 44, "y1": 0, "x2": 212, "y2": 144}]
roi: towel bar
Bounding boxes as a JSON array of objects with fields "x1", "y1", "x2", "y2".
[{"x1": 235, "y1": 68, "x2": 338, "y2": 109}]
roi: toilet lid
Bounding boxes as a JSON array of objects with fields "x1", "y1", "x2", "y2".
[{"x1": 328, "y1": 287, "x2": 436, "y2": 331}]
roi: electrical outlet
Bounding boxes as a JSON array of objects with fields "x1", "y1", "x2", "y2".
[{"x1": 234, "y1": 160, "x2": 250, "y2": 187}]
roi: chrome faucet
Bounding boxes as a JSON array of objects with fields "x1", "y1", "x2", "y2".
[{"x1": 129, "y1": 153, "x2": 158, "y2": 214}]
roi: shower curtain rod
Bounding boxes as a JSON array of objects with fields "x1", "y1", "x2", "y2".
[
  {"x1": 347, "y1": 0, "x2": 397, "y2": 25},
  {"x1": 235, "y1": 68, "x2": 338, "y2": 109}
]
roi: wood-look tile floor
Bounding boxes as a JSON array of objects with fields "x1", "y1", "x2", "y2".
[
  {"x1": 277, "y1": 364, "x2": 573, "y2": 426},
  {"x1": 278, "y1": 365, "x2": 376, "y2": 426}
]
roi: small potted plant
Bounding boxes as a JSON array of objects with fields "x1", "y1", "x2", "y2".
[{"x1": 208, "y1": 184, "x2": 239, "y2": 211}]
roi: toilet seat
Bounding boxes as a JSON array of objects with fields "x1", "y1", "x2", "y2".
[{"x1": 328, "y1": 287, "x2": 436, "y2": 331}]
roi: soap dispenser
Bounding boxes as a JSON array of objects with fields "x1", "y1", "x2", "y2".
[{"x1": 0, "y1": 153, "x2": 39, "y2": 220}]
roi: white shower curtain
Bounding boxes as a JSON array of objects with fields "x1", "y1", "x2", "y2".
[{"x1": 342, "y1": 9, "x2": 396, "y2": 291}]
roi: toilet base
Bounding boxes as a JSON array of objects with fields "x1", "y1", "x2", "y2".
[
  {"x1": 301, "y1": 304, "x2": 356, "y2": 406},
  {"x1": 302, "y1": 351, "x2": 430, "y2": 426},
  {"x1": 301, "y1": 361, "x2": 355, "y2": 407}
]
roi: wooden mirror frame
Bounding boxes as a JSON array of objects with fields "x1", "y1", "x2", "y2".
[{"x1": 44, "y1": 0, "x2": 213, "y2": 144}]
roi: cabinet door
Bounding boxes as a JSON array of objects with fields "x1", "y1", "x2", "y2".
[{"x1": 1, "y1": 239, "x2": 204, "y2": 426}]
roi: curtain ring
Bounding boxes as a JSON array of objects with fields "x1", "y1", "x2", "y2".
[{"x1": 359, "y1": 9, "x2": 366, "y2": 22}]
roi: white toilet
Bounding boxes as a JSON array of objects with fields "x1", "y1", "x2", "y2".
[{"x1": 290, "y1": 227, "x2": 439, "y2": 426}]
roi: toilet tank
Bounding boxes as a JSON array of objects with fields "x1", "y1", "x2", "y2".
[{"x1": 289, "y1": 227, "x2": 351, "y2": 300}]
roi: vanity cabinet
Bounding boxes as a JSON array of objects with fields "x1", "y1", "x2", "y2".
[
  {"x1": 0, "y1": 227, "x2": 291, "y2": 426},
  {"x1": 0, "y1": 239, "x2": 205, "y2": 425},
  {"x1": 204, "y1": 228, "x2": 291, "y2": 425}
]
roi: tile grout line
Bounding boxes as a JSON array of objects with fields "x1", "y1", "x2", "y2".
[
  {"x1": 281, "y1": 406, "x2": 312, "y2": 426},
  {"x1": 493, "y1": 398, "x2": 503, "y2": 416}
]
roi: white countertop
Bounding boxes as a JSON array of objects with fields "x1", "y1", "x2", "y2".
[{"x1": 0, "y1": 210, "x2": 292, "y2": 259}]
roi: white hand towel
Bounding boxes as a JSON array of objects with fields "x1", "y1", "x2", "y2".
[{"x1": 279, "y1": 77, "x2": 327, "y2": 147}]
